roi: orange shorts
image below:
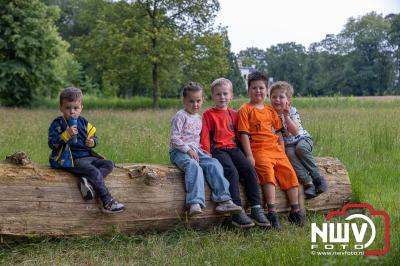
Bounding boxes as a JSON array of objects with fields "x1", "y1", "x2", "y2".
[{"x1": 253, "y1": 154, "x2": 299, "y2": 190}]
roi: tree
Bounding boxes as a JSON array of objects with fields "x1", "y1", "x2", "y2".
[
  {"x1": 265, "y1": 42, "x2": 306, "y2": 94},
  {"x1": 387, "y1": 13, "x2": 400, "y2": 92},
  {"x1": 237, "y1": 47, "x2": 268, "y2": 71},
  {"x1": 224, "y1": 33, "x2": 246, "y2": 96},
  {"x1": 339, "y1": 12, "x2": 394, "y2": 95},
  {"x1": 136, "y1": 0, "x2": 220, "y2": 107},
  {"x1": 0, "y1": 0, "x2": 68, "y2": 106}
]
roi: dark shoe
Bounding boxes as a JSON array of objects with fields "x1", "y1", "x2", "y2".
[
  {"x1": 102, "y1": 198, "x2": 125, "y2": 214},
  {"x1": 288, "y1": 211, "x2": 305, "y2": 227},
  {"x1": 303, "y1": 183, "x2": 317, "y2": 199},
  {"x1": 250, "y1": 207, "x2": 271, "y2": 228},
  {"x1": 78, "y1": 177, "x2": 95, "y2": 201},
  {"x1": 313, "y1": 176, "x2": 328, "y2": 194},
  {"x1": 266, "y1": 212, "x2": 282, "y2": 230},
  {"x1": 231, "y1": 210, "x2": 255, "y2": 228}
]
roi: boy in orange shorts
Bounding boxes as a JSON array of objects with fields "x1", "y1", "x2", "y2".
[{"x1": 237, "y1": 71, "x2": 305, "y2": 228}]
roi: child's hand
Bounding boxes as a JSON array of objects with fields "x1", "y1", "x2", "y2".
[
  {"x1": 67, "y1": 125, "x2": 78, "y2": 138},
  {"x1": 247, "y1": 155, "x2": 255, "y2": 167},
  {"x1": 282, "y1": 102, "x2": 290, "y2": 117},
  {"x1": 187, "y1": 149, "x2": 199, "y2": 161},
  {"x1": 85, "y1": 137, "x2": 95, "y2": 148}
]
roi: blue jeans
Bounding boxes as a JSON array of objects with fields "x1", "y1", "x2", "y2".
[
  {"x1": 170, "y1": 148, "x2": 232, "y2": 208},
  {"x1": 285, "y1": 137, "x2": 323, "y2": 184}
]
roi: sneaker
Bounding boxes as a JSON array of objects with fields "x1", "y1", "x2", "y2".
[
  {"x1": 102, "y1": 198, "x2": 125, "y2": 214},
  {"x1": 250, "y1": 207, "x2": 271, "y2": 228},
  {"x1": 189, "y1": 203, "x2": 203, "y2": 216},
  {"x1": 288, "y1": 211, "x2": 305, "y2": 227},
  {"x1": 303, "y1": 183, "x2": 317, "y2": 199},
  {"x1": 231, "y1": 210, "x2": 255, "y2": 228},
  {"x1": 215, "y1": 200, "x2": 242, "y2": 214},
  {"x1": 313, "y1": 176, "x2": 328, "y2": 194},
  {"x1": 266, "y1": 212, "x2": 282, "y2": 230},
  {"x1": 78, "y1": 177, "x2": 95, "y2": 201}
]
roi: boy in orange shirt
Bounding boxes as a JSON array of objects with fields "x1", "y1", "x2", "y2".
[{"x1": 237, "y1": 71, "x2": 305, "y2": 228}]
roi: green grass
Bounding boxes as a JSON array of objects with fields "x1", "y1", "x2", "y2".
[{"x1": 0, "y1": 98, "x2": 399, "y2": 265}]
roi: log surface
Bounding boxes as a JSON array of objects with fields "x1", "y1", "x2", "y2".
[{"x1": 0, "y1": 157, "x2": 351, "y2": 236}]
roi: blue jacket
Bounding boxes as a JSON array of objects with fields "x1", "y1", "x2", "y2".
[{"x1": 48, "y1": 116, "x2": 102, "y2": 168}]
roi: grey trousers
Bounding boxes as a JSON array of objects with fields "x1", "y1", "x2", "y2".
[{"x1": 285, "y1": 137, "x2": 323, "y2": 184}]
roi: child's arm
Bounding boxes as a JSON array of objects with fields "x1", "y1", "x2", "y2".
[
  {"x1": 283, "y1": 104, "x2": 300, "y2": 136},
  {"x1": 85, "y1": 122, "x2": 98, "y2": 148},
  {"x1": 278, "y1": 132, "x2": 285, "y2": 150},
  {"x1": 240, "y1": 134, "x2": 255, "y2": 167},
  {"x1": 170, "y1": 114, "x2": 197, "y2": 160},
  {"x1": 48, "y1": 119, "x2": 73, "y2": 149},
  {"x1": 200, "y1": 112, "x2": 212, "y2": 155}
]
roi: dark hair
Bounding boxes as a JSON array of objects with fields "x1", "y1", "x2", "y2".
[
  {"x1": 182, "y1": 82, "x2": 203, "y2": 97},
  {"x1": 247, "y1": 71, "x2": 268, "y2": 89},
  {"x1": 59, "y1": 87, "x2": 83, "y2": 105}
]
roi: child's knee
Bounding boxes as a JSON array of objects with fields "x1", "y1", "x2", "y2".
[{"x1": 295, "y1": 142, "x2": 311, "y2": 155}]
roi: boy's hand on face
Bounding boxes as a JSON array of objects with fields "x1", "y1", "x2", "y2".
[
  {"x1": 187, "y1": 149, "x2": 199, "y2": 161},
  {"x1": 283, "y1": 102, "x2": 290, "y2": 117},
  {"x1": 67, "y1": 125, "x2": 78, "y2": 138},
  {"x1": 85, "y1": 137, "x2": 95, "y2": 148}
]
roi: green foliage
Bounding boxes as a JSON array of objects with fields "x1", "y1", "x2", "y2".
[
  {"x1": 266, "y1": 42, "x2": 306, "y2": 93},
  {"x1": 0, "y1": 0, "x2": 68, "y2": 106},
  {"x1": 237, "y1": 47, "x2": 268, "y2": 72}
]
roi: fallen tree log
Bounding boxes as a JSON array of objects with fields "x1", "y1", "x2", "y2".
[{"x1": 0, "y1": 154, "x2": 351, "y2": 236}]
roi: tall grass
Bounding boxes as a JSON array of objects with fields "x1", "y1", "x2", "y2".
[{"x1": 0, "y1": 99, "x2": 399, "y2": 265}]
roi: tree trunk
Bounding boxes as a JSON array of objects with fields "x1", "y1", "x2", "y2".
[{"x1": 0, "y1": 156, "x2": 351, "y2": 237}]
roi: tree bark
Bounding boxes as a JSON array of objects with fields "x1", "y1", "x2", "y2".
[{"x1": 0, "y1": 157, "x2": 351, "y2": 237}]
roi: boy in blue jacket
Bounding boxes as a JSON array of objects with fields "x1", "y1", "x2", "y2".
[{"x1": 48, "y1": 87, "x2": 125, "y2": 213}]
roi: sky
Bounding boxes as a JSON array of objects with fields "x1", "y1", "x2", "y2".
[{"x1": 216, "y1": 0, "x2": 400, "y2": 53}]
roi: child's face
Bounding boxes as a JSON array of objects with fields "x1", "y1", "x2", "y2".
[
  {"x1": 270, "y1": 89, "x2": 289, "y2": 113},
  {"x1": 248, "y1": 80, "x2": 267, "y2": 104},
  {"x1": 212, "y1": 84, "x2": 233, "y2": 110},
  {"x1": 59, "y1": 99, "x2": 83, "y2": 120},
  {"x1": 183, "y1": 91, "x2": 203, "y2": 115}
]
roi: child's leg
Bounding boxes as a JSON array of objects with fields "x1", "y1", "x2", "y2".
[
  {"x1": 91, "y1": 158, "x2": 114, "y2": 178},
  {"x1": 228, "y1": 148, "x2": 262, "y2": 207},
  {"x1": 274, "y1": 157, "x2": 305, "y2": 225},
  {"x1": 69, "y1": 157, "x2": 112, "y2": 204},
  {"x1": 170, "y1": 149, "x2": 206, "y2": 208},
  {"x1": 285, "y1": 144, "x2": 312, "y2": 184},
  {"x1": 197, "y1": 151, "x2": 231, "y2": 203},
  {"x1": 294, "y1": 138, "x2": 323, "y2": 181},
  {"x1": 262, "y1": 183, "x2": 276, "y2": 211},
  {"x1": 211, "y1": 148, "x2": 242, "y2": 206}
]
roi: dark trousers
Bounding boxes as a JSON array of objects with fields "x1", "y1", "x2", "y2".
[
  {"x1": 212, "y1": 147, "x2": 261, "y2": 207},
  {"x1": 68, "y1": 156, "x2": 114, "y2": 204}
]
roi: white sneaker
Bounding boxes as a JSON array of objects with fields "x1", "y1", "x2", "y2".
[
  {"x1": 215, "y1": 200, "x2": 242, "y2": 214},
  {"x1": 189, "y1": 203, "x2": 203, "y2": 216}
]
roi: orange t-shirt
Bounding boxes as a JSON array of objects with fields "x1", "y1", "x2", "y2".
[{"x1": 237, "y1": 103, "x2": 286, "y2": 158}]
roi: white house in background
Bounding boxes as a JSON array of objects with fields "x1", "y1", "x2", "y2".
[
  {"x1": 239, "y1": 64, "x2": 257, "y2": 81},
  {"x1": 238, "y1": 61, "x2": 273, "y2": 89}
]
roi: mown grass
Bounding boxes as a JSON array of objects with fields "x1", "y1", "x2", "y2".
[{"x1": 0, "y1": 98, "x2": 399, "y2": 265}]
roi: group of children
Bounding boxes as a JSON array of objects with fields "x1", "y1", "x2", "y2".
[{"x1": 48, "y1": 71, "x2": 327, "y2": 229}]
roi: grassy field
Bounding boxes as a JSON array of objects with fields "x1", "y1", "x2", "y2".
[{"x1": 0, "y1": 97, "x2": 399, "y2": 265}]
